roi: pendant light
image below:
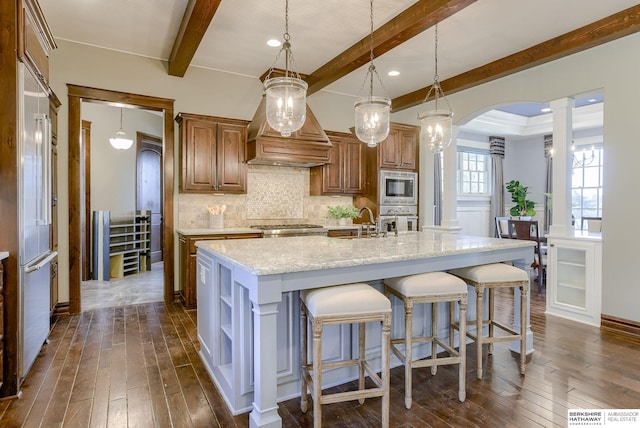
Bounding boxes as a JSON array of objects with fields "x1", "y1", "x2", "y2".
[
  {"x1": 264, "y1": 0, "x2": 307, "y2": 137},
  {"x1": 419, "y1": 24, "x2": 453, "y2": 153},
  {"x1": 571, "y1": 141, "x2": 596, "y2": 167},
  {"x1": 354, "y1": 0, "x2": 390, "y2": 148},
  {"x1": 109, "y1": 108, "x2": 133, "y2": 150}
]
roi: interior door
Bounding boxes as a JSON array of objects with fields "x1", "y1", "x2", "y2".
[{"x1": 136, "y1": 132, "x2": 163, "y2": 263}]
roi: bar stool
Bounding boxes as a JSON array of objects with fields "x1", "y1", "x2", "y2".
[
  {"x1": 300, "y1": 283, "x2": 391, "y2": 428},
  {"x1": 449, "y1": 263, "x2": 529, "y2": 379},
  {"x1": 384, "y1": 272, "x2": 468, "y2": 409}
]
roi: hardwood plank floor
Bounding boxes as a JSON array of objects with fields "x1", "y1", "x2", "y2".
[{"x1": 1, "y1": 285, "x2": 639, "y2": 427}]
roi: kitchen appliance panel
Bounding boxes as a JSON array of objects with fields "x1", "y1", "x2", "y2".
[
  {"x1": 19, "y1": 252, "x2": 55, "y2": 378},
  {"x1": 379, "y1": 170, "x2": 418, "y2": 206},
  {"x1": 19, "y1": 64, "x2": 51, "y2": 265}
]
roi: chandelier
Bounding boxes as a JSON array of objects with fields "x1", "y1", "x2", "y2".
[
  {"x1": 571, "y1": 141, "x2": 596, "y2": 167},
  {"x1": 418, "y1": 24, "x2": 453, "y2": 152},
  {"x1": 263, "y1": 0, "x2": 307, "y2": 137},
  {"x1": 354, "y1": 0, "x2": 391, "y2": 148},
  {"x1": 109, "y1": 108, "x2": 133, "y2": 150}
]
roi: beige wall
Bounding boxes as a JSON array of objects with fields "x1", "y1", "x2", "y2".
[{"x1": 50, "y1": 34, "x2": 640, "y2": 322}]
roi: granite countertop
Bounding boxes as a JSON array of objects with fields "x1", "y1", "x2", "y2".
[
  {"x1": 0, "y1": 251, "x2": 8, "y2": 261},
  {"x1": 176, "y1": 227, "x2": 261, "y2": 236},
  {"x1": 196, "y1": 231, "x2": 536, "y2": 276}
]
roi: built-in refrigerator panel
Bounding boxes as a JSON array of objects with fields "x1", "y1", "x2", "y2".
[{"x1": 18, "y1": 62, "x2": 53, "y2": 379}]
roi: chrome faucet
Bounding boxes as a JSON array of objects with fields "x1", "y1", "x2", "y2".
[{"x1": 358, "y1": 207, "x2": 376, "y2": 237}]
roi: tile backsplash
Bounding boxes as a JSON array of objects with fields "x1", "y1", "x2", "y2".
[{"x1": 178, "y1": 165, "x2": 354, "y2": 228}]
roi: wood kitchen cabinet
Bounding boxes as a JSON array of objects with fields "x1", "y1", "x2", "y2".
[
  {"x1": 18, "y1": 0, "x2": 55, "y2": 87},
  {"x1": 177, "y1": 113, "x2": 249, "y2": 194},
  {"x1": 310, "y1": 131, "x2": 365, "y2": 195},
  {"x1": 49, "y1": 92, "x2": 60, "y2": 313},
  {"x1": 327, "y1": 228, "x2": 359, "y2": 238},
  {"x1": 378, "y1": 122, "x2": 419, "y2": 171},
  {"x1": 178, "y1": 231, "x2": 262, "y2": 308}
]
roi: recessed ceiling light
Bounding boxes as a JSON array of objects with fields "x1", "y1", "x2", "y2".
[
  {"x1": 541, "y1": 107, "x2": 551, "y2": 113},
  {"x1": 267, "y1": 39, "x2": 281, "y2": 47},
  {"x1": 588, "y1": 98, "x2": 597, "y2": 103},
  {"x1": 387, "y1": 70, "x2": 400, "y2": 77}
]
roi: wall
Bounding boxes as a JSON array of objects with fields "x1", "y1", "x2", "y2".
[
  {"x1": 50, "y1": 34, "x2": 640, "y2": 323},
  {"x1": 82, "y1": 103, "x2": 163, "y2": 213}
]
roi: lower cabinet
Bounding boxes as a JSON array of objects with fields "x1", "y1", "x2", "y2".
[
  {"x1": 178, "y1": 232, "x2": 262, "y2": 309},
  {"x1": 327, "y1": 228, "x2": 359, "y2": 238},
  {"x1": 0, "y1": 258, "x2": 5, "y2": 391},
  {"x1": 546, "y1": 235, "x2": 602, "y2": 326}
]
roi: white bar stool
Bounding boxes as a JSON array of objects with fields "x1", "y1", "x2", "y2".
[
  {"x1": 449, "y1": 263, "x2": 529, "y2": 379},
  {"x1": 384, "y1": 272, "x2": 468, "y2": 409},
  {"x1": 300, "y1": 283, "x2": 391, "y2": 428}
]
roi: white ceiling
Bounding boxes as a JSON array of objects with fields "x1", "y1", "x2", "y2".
[{"x1": 41, "y1": 0, "x2": 637, "y2": 102}]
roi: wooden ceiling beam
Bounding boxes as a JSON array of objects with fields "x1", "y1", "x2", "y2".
[
  {"x1": 168, "y1": 0, "x2": 221, "y2": 77},
  {"x1": 305, "y1": 0, "x2": 477, "y2": 96},
  {"x1": 392, "y1": 4, "x2": 640, "y2": 112}
]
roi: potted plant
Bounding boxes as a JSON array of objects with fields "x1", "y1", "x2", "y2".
[
  {"x1": 506, "y1": 180, "x2": 536, "y2": 218},
  {"x1": 327, "y1": 205, "x2": 360, "y2": 225}
]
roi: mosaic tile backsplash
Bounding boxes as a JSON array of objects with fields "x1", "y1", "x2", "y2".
[{"x1": 178, "y1": 165, "x2": 354, "y2": 228}]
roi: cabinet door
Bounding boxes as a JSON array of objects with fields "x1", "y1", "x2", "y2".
[
  {"x1": 216, "y1": 123, "x2": 247, "y2": 193},
  {"x1": 322, "y1": 137, "x2": 344, "y2": 194},
  {"x1": 398, "y1": 128, "x2": 417, "y2": 170},
  {"x1": 181, "y1": 118, "x2": 217, "y2": 192},
  {"x1": 379, "y1": 128, "x2": 400, "y2": 169},
  {"x1": 50, "y1": 144, "x2": 58, "y2": 251},
  {"x1": 343, "y1": 136, "x2": 365, "y2": 194}
]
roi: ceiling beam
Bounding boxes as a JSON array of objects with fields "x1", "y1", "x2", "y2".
[
  {"x1": 392, "y1": 4, "x2": 640, "y2": 112},
  {"x1": 168, "y1": 0, "x2": 221, "y2": 77},
  {"x1": 305, "y1": 0, "x2": 477, "y2": 96}
]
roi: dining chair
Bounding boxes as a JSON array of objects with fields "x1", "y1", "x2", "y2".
[
  {"x1": 581, "y1": 216, "x2": 602, "y2": 232},
  {"x1": 495, "y1": 216, "x2": 511, "y2": 238},
  {"x1": 508, "y1": 219, "x2": 546, "y2": 288}
]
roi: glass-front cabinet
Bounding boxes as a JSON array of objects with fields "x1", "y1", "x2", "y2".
[{"x1": 547, "y1": 234, "x2": 602, "y2": 326}]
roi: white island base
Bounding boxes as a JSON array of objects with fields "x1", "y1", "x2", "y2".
[{"x1": 196, "y1": 232, "x2": 536, "y2": 428}]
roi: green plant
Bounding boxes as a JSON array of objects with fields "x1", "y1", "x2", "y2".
[
  {"x1": 506, "y1": 180, "x2": 536, "y2": 217},
  {"x1": 327, "y1": 205, "x2": 359, "y2": 219}
]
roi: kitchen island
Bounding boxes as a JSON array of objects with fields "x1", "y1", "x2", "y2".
[{"x1": 196, "y1": 232, "x2": 536, "y2": 428}]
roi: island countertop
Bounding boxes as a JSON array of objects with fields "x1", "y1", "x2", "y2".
[{"x1": 196, "y1": 231, "x2": 536, "y2": 276}]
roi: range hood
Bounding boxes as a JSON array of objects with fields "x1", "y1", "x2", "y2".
[{"x1": 246, "y1": 96, "x2": 333, "y2": 167}]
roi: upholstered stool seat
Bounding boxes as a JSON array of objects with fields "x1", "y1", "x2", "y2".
[
  {"x1": 300, "y1": 283, "x2": 391, "y2": 428},
  {"x1": 384, "y1": 272, "x2": 468, "y2": 409},
  {"x1": 449, "y1": 263, "x2": 529, "y2": 379}
]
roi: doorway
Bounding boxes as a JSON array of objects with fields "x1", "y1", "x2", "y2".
[{"x1": 67, "y1": 85, "x2": 175, "y2": 314}]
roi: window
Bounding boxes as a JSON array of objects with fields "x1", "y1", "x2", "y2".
[
  {"x1": 457, "y1": 150, "x2": 491, "y2": 195},
  {"x1": 571, "y1": 145, "x2": 603, "y2": 229}
]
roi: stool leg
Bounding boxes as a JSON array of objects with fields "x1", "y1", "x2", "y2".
[
  {"x1": 382, "y1": 314, "x2": 391, "y2": 428},
  {"x1": 404, "y1": 300, "x2": 414, "y2": 410},
  {"x1": 312, "y1": 322, "x2": 323, "y2": 428},
  {"x1": 488, "y1": 288, "x2": 495, "y2": 355},
  {"x1": 300, "y1": 307, "x2": 308, "y2": 413},
  {"x1": 519, "y1": 284, "x2": 528, "y2": 375},
  {"x1": 431, "y1": 302, "x2": 438, "y2": 375},
  {"x1": 476, "y1": 285, "x2": 485, "y2": 379},
  {"x1": 449, "y1": 301, "x2": 455, "y2": 349},
  {"x1": 358, "y1": 322, "x2": 365, "y2": 404},
  {"x1": 458, "y1": 297, "x2": 467, "y2": 402}
]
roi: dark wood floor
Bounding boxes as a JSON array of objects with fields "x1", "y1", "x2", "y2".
[{"x1": 1, "y1": 284, "x2": 639, "y2": 427}]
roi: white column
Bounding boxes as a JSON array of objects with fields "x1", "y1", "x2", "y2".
[
  {"x1": 440, "y1": 126, "x2": 461, "y2": 231},
  {"x1": 419, "y1": 138, "x2": 435, "y2": 228},
  {"x1": 549, "y1": 97, "x2": 575, "y2": 236}
]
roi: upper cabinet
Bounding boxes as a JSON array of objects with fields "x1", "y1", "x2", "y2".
[
  {"x1": 378, "y1": 123, "x2": 418, "y2": 171},
  {"x1": 177, "y1": 113, "x2": 249, "y2": 194},
  {"x1": 18, "y1": 0, "x2": 56, "y2": 87},
  {"x1": 310, "y1": 131, "x2": 365, "y2": 195}
]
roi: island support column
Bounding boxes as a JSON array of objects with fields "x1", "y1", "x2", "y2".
[{"x1": 249, "y1": 277, "x2": 284, "y2": 428}]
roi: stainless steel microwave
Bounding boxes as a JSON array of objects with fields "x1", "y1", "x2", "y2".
[{"x1": 379, "y1": 170, "x2": 418, "y2": 206}]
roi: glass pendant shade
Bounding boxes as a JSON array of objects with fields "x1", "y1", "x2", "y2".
[
  {"x1": 265, "y1": 76, "x2": 308, "y2": 137},
  {"x1": 109, "y1": 108, "x2": 133, "y2": 150},
  {"x1": 354, "y1": 96, "x2": 391, "y2": 147},
  {"x1": 419, "y1": 109, "x2": 453, "y2": 152}
]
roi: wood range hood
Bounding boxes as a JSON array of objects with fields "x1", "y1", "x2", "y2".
[{"x1": 246, "y1": 96, "x2": 333, "y2": 167}]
